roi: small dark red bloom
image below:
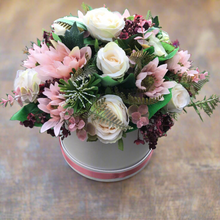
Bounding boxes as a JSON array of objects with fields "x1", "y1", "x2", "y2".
[
  {"x1": 134, "y1": 138, "x2": 145, "y2": 145},
  {"x1": 172, "y1": 39, "x2": 180, "y2": 48}
]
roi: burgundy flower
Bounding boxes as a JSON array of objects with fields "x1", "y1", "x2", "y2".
[
  {"x1": 134, "y1": 138, "x2": 145, "y2": 145},
  {"x1": 140, "y1": 112, "x2": 174, "y2": 149}
]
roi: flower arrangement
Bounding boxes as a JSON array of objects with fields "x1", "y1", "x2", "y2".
[{"x1": 1, "y1": 3, "x2": 219, "y2": 150}]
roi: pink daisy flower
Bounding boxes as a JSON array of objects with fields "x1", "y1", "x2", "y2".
[
  {"x1": 38, "y1": 82, "x2": 66, "y2": 136},
  {"x1": 136, "y1": 57, "x2": 176, "y2": 100},
  {"x1": 24, "y1": 41, "x2": 92, "y2": 82},
  {"x1": 166, "y1": 50, "x2": 191, "y2": 74}
]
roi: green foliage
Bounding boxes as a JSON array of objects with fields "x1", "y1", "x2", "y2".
[
  {"x1": 129, "y1": 50, "x2": 155, "y2": 76},
  {"x1": 187, "y1": 95, "x2": 220, "y2": 121},
  {"x1": 159, "y1": 42, "x2": 179, "y2": 61},
  {"x1": 87, "y1": 134, "x2": 98, "y2": 142},
  {"x1": 115, "y1": 34, "x2": 142, "y2": 55},
  {"x1": 84, "y1": 37, "x2": 102, "y2": 46},
  {"x1": 52, "y1": 32, "x2": 62, "y2": 42},
  {"x1": 169, "y1": 112, "x2": 179, "y2": 121},
  {"x1": 143, "y1": 46, "x2": 155, "y2": 54},
  {"x1": 71, "y1": 54, "x2": 98, "y2": 81},
  {"x1": 127, "y1": 16, "x2": 134, "y2": 21},
  {"x1": 118, "y1": 138, "x2": 124, "y2": 151},
  {"x1": 145, "y1": 11, "x2": 161, "y2": 28},
  {"x1": 114, "y1": 86, "x2": 173, "y2": 119},
  {"x1": 148, "y1": 89, "x2": 172, "y2": 118},
  {"x1": 146, "y1": 10, "x2": 152, "y2": 20},
  {"x1": 94, "y1": 39, "x2": 99, "y2": 52},
  {"x1": 152, "y1": 16, "x2": 160, "y2": 28},
  {"x1": 59, "y1": 75, "x2": 100, "y2": 112},
  {"x1": 114, "y1": 87, "x2": 160, "y2": 106},
  {"x1": 10, "y1": 102, "x2": 45, "y2": 127},
  {"x1": 81, "y1": 2, "x2": 93, "y2": 13},
  {"x1": 167, "y1": 72, "x2": 209, "y2": 98},
  {"x1": 89, "y1": 98, "x2": 132, "y2": 132},
  {"x1": 59, "y1": 22, "x2": 84, "y2": 50},
  {"x1": 37, "y1": 39, "x2": 41, "y2": 47},
  {"x1": 94, "y1": 73, "x2": 136, "y2": 89}
]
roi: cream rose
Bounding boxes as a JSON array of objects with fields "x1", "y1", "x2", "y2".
[
  {"x1": 14, "y1": 69, "x2": 41, "y2": 103},
  {"x1": 90, "y1": 95, "x2": 129, "y2": 144},
  {"x1": 165, "y1": 82, "x2": 190, "y2": 113},
  {"x1": 83, "y1": 7, "x2": 125, "y2": 41},
  {"x1": 97, "y1": 42, "x2": 129, "y2": 79}
]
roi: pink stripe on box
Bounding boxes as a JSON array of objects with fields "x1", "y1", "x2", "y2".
[{"x1": 59, "y1": 139, "x2": 153, "y2": 180}]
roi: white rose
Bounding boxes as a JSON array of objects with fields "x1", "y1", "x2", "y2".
[
  {"x1": 165, "y1": 82, "x2": 190, "y2": 113},
  {"x1": 52, "y1": 16, "x2": 86, "y2": 36},
  {"x1": 83, "y1": 7, "x2": 125, "y2": 41},
  {"x1": 14, "y1": 69, "x2": 41, "y2": 103},
  {"x1": 97, "y1": 42, "x2": 129, "y2": 79},
  {"x1": 90, "y1": 95, "x2": 129, "y2": 144}
]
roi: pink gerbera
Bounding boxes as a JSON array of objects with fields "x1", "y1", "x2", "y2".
[
  {"x1": 24, "y1": 41, "x2": 92, "y2": 82},
  {"x1": 136, "y1": 57, "x2": 175, "y2": 100},
  {"x1": 166, "y1": 50, "x2": 191, "y2": 74},
  {"x1": 38, "y1": 82, "x2": 66, "y2": 136}
]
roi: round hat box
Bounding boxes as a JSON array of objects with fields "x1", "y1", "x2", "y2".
[{"x1": 59, "y1": 131, "x2": 153, "y2": 182}]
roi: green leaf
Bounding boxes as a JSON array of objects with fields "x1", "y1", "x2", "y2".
[
  {"x1": 159, "y1": 47, "x2": 179, "y2": 61},
  {"x1": 187, "y1": 95, "x2": 220, "y2": 121},
  {"x1": 94, "y1": 73, "x2": 136, "y2": 88},
  {"x1": 127, "y1": 16, "x2": 134, "y2": 21},
  {"x1": 11, "y1": 103, "x2": 40, "y2": 122},
  {"x1": 122, "y1": 132, "x2": 127, "y2": 138},
  {"x1": 148, "y1": 89, "x2": 172, "y2": 119},
  {"x1": 116, "y1": 34, "x2": 142, "y2": 55},
  {"x1": 94, "y1": 39, "x2": 99, "y2": 52},
  {"x1": 82, "y1": 2, "x2": 93, "y2": 13},
  {"x1": 152, "y1": 16, "x2": 160, "y2": 28},
  {"x1": 146, "y1": 10, "x2": 152, "y2": 20},
  {"x1": 59, "y1": 22, "x2": 84, "y2": 50},
  {"x1": 87, "y1": 134, "x2": 98, "y2": 142},
  {"x1": 104, "y1": 87, "x2": 112, "y2": 94},
  {"x1": 52, "y1": 32, "x2": 62, "y2": 42},
  {"x1": 159, "y1": 42, "x2": 179, "y2": 62},
  {"x1": 118, "y1": 138, "x2": 124, "y2": 151},
  {"x1": 143, "y1": 46, "x2": 155, "y2": 54},
  {"x1": 37, "y1": 39, "x2": 41, "y2": 46},
  {"x1": 84, "y1": 37, "x2": 95, "y2": 45}
]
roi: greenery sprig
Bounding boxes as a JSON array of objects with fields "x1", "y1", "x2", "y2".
[
  {"x1": 167, "y1": 72, "x2": 209, "y2": 98},
  {"x1": 129, "y1": 50, "x2": 155, "y2": 76},
  {"x1": 114, "y1": 87, "x2": 160, "y2": 105},
  {"x1": 186, "y1": 95, "x2": 220, "y2": 121},
  {"x1": 59, "y1": 75, "x2": 100, "y2": 112}
]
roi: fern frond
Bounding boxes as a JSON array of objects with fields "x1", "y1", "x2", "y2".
[
  {"x1": 192, "y1": 77, "x2": 209, "y2": 91},
  {"x1": 114, "y1": 87, "x2": 160, "y2": 105},
  {"x1": 126, "y1": 94, "x2": 161, "y2": 105},
  {"x1": 187, "y1": 95, "x2": 220, "y2": 121},
  {"x1": 129, "y1": 50, "x2": 155, "y2": 76},
  {"x1": 89, "y1": 98, "x2": 132, "y2": 131},
  {"x1": 169, "y1": 112, "x2": 179, "y2": 121},
  {"x1": 71, "y1": 54, "x2": 98, "y2": 81},
  {"x1": 167, "y1": 72, "x2": 209, "y2": 97}
]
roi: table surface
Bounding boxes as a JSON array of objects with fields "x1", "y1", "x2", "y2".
[{"x1": 0, "y1": 0, "x2": 220, "y2": 219}]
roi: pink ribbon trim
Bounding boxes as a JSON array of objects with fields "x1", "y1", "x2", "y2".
[{"x1": 59, "y1": 139, "x2": 153, "y2": 180}]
